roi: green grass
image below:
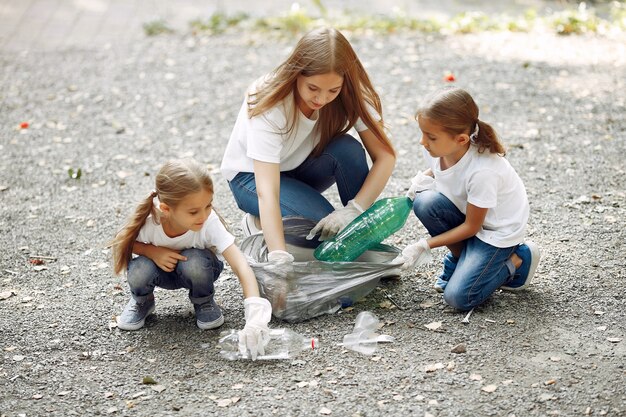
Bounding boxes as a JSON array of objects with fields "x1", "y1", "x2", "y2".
[
  {"x1": 142, "y1": 20, "x2": 174, "y2": 36},
  {"x1": 145, "y1": 1, "x2": 626, "y2": 37}
]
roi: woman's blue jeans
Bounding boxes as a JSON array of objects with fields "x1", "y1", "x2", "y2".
[
  {"x1": 413, "y1": 190, "x2": 517, "y2": 311},
  {"x1": 126, "y1": 248, "x2": 224, "y2": 305},
  {"x1": 228, "y1": 134, "x2": 369, "y2": 222}
]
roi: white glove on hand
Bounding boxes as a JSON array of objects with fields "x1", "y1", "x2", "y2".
[
  {"x1": 306, "y1": 199, "x2": 364, "y2": 241},
  {"x1": 264, "y1": 250, "x2": 295, "y2": 279},
  {"x1": 406, "y1": 171, "x2": 436, "y2": 200},
  {"x1": 238, "y1": 297, "x2": 272, "y2": 360},
  {"x1": 392, "y1": 238, "x2": 433, "y2": 270}
]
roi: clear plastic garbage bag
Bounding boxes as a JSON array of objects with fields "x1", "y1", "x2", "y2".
[{"x1": 239, "y1": 217, "x2": 402, "y2": 323}]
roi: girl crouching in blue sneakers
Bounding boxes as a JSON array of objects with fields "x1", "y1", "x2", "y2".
[{"x1": 395, "y1": 87, "x2": 540, "y2": 311}]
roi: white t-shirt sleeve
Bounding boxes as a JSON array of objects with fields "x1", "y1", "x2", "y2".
[
  {"x1": 467, "y1": 169, "x2": 498, "y2": 209},
  {"x1": 353, "y1": 102, "x2": 382, "y2": 132},
  {"x1": 202, "y1": 212, "x2": 235, "y2": 254},
  {"x1": 246, "y1": 103, "x2": 288, "y2": 164}
]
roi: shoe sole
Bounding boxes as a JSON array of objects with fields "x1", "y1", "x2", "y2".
[
  {"x1": 116, "y1": 304, "x2": 155, "y2": 331},
  {"x1": 501, "y1": 241, "x2": 540, "y2": 292},
  {"x1": 241, "y1": 213, "x2": 260, "y2": 238},
  {"x1": 197, "y1": 314, "x2": 224, "y2": 330}
]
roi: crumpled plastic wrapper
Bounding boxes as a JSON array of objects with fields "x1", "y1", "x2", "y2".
[{"x1": 239, "y1": 217, "x2": 401, "y2": 322}]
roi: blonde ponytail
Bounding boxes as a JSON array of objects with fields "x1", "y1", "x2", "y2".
[{"x1": 109, "y1": 191, "x2": 158, "y2": 275}]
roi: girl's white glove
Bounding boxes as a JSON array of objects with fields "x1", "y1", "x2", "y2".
[
  {"x1": 306, "y1": 199, "x2": 364, "y2": 241},
  {"x1": 392, "y1": 238, "x2": 433, "y2": 270},
  {"x1": 406, "y1": 172, "x2": 435, "y2": 200},
  {"x1": 238, "y1": 297, "x2": 272, "y2": 360}
]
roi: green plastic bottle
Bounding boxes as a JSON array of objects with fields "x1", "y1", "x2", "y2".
[{"x1": 314, "y1": 197, "x2": 413, "y2": 262}]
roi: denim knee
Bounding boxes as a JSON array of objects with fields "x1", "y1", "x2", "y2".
[
  {"x1": 413, "y1": 190, "x2": 443, "y2": 221},
  {"x1": 178, "y1": 249, "x2": 223, "y2": 286},
  {"x1": 443, "y1": 286, "x2": 476, "y2": 311},
  {"x1": 127, "y1": 256, "x2": 159, "y2": 291}
]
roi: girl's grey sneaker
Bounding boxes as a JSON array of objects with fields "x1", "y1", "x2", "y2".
[
  {"x1": 501, "y1": 241, "x2": 541, "y2": 292},
  {"x1": 194, "y1": 298, "x2": 224, "y2": 330},
  {"x1": 117, "y1": 295, "x2": 155, "y2": 331}
]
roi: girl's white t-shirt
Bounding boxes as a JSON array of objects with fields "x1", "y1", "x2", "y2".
[
  {"x1": 220, "y1": 76, "x2": 370, "y2": 181},
  {"x1": 424, "y1": 146, "x2": 529, "y2": 248},
  {"x1": 136, "y1": 210, "x2": 235, "y2": 256}
]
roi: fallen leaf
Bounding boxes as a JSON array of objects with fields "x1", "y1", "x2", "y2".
[
  {"x1": 142, "y1": 376, "x2": 157, "y2": 385},
  {"x1": 216, "y1": 398, "x2": 233, "y2": 407},
  {"x1": 379, "y1": 300, "x2": 394, "y2": 309},
  {"x1": 151, "y1": 385, "x2": 166, "y2": 393},
  {"x1": 297, "y1": 381, "x2": 309, "y2": 388},
  {"x1": 545, "y1": 379, "x2": 556, "y2": 385},
  {"x1": 425, "y1": 362, "x2": 445, "y2": 373},
  {"x1": 451, "y1": 343, "x2": 466, "y2": 354},
  {"x1": 549, "y1": 356, "x2": 561, "y2": 362},
  {"x1": 481, "y1": 384, "x2": 497, "y2": 393},
  {"x1": 0, "y1": 291, "x2": 16, "y2": 300},
  {"x1": 319, "y1": 407, "x2": 332, "y2": 415},
  {"x1": 424, "y1": 321, "x2": 442, "y2": 331}
]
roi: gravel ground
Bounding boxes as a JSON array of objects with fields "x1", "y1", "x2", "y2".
[{"x1": 1, "y1": 28, "x2": 625, "y2": 417}]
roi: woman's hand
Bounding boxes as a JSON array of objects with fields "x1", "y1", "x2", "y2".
[{"x1": 306, "y1": 200, "x2": 364, "y2": 241}]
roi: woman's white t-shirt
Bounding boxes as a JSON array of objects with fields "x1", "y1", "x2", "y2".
[
  {"x1": 220, "y1": 77, "x2": 370, "y2": 181},
  {"x1": 136, "y1": 210, "x2": 235, "y2": 257},
  {"x1": 424, "y1": 146, "x2": 529, "y2": 248}
]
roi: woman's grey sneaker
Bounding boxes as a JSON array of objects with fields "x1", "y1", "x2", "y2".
[
  {"x1": 501, "y1": 241, "x2": 541, "y2": 292},
  {"x1": 240, "y1": 213, "x2": 261, "y2": 238},
  {"x1": 116, "y1": 295, "x2": 155, "y2": 331},
  {"x1": 194, "y1": 298, "x2": 224, "y2": 329}
]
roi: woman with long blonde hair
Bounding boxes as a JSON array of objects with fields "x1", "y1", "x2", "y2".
[{"x1": 221, "y1": 27, "x2": 396, "y2": 270}]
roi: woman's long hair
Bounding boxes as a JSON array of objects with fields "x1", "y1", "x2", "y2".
[
  {"x1": 109, "y1": 159, "x2": 214, "y2": 275},
  {"x1": 416, "y1": 87, "x2": 505, "y2": 155},
  {"x1": 248, "y1": 27, "x2": 394, "y2": 157}
]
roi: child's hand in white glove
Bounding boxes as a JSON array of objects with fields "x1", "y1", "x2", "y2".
[
  {"x1": 406, "y1": 171, "x2": 435, "y2": 200},
  {"x1": 392, "y1": 238, "x2": 433, "y2": 270},
  {"x1": 238, "y1": 297, "x2": 272, "y2": 360}
]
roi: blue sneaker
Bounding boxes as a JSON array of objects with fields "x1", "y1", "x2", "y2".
[
  {"x1": 194, "y1": 297, "x2": 224, "y2": 330},
  {"x1": 434, "y1": 253, "x2": 458, "y2": 293},
  {"x1": 501, "y1": 241, "x2": 541, "y2": 292},
  {"x1": 117, "y1": 295, "x2": 155, "y2": 331}
]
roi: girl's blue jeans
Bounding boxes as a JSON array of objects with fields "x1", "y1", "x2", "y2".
[
  {"x1": 228, "y1": 134, "x2": 369, "y2": 222},
  {"x1": 413, "y1": 190, "x2": 518, "y2": 311},
  {"x1": 126, "y1": 248, "x2": 224, "y2": 305}
]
